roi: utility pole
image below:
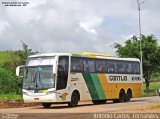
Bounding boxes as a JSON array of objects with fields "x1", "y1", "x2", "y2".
[{"x1": 137, "y1": 0, "x2": 144, "y2": 92}]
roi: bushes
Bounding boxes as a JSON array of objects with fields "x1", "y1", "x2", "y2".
[
  {"x1": 0, "y1": 68, "x2": 22, "y2": 94},
  {"x1": 0, "y1": 42, "x2": 37, "y2": 97}
]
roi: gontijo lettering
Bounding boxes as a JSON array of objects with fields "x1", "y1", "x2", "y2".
[{"x1": 109, "y1": 76, "x2": 127, "y2": 81}]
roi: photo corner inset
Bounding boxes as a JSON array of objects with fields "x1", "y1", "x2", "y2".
[{"x1": 1, "y1": 1, "x2": 29, "y2": 7}]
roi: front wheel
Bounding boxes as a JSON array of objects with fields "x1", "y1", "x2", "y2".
[
  {"x1": 68, "y1": 91, "x2": 79, "y2": 107},
  {"x1": 42, "y1": 103, "x2": 51, "y2": 108}
]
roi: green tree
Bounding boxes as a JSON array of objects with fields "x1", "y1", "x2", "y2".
[
  {"x1": 114, "y1": 34, "x2": 160, "y2": 92},
  {"x1": 15, "y1": 41, "x2": 38, "y2": 64},
  {"x1": 0, "y1": 42, "x2": 38, "y2": 95}
]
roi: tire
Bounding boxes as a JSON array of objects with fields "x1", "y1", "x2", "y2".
[
  {"x1": 126, "y1": 90, "x2": 132, "y2": 102},
  {"x1": 68, "y1": 91, "x2": 79, "y2": 107},
  {"x1": 119, "y1": 91, "x2": 126, "y2": 103},
  {"x1": 42, "y1": 103, "x2": 51, "y2": 108}
]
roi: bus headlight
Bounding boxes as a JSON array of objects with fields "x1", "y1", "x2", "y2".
[{"x1": 46, "y1": 91, "x2": 56, "y2": 95}]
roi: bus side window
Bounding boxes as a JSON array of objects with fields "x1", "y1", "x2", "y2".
[
  {"x1": 71, "y1": 57, "x2": 83, "y2": 72},
  {"x1": 117, "y1": 61, "x2": 131, "y2": 74},
  {"x1": 127, "y1": 63, "x2": 133, "y2": 74},
  {"x1": 96, "y1": 59, "x2": 106, "y2": 73},
  {"x1": 83, "y1": 58, "x2": 95, "y2": 72},
  {"x1": 107, "y1": 61, "x2": 115, "y2": 73},
  {"x1": 133, "y1": 62, "x2": 140, "y2": 74}
]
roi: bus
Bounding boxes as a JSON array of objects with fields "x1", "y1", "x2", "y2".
[{"x1": 16, "y1": 52, "x2": 142, "y2": 108}]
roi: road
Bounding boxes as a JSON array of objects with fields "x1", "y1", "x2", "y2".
[{"x1": 0, "y1": 96, "x2": 159, "y2": 119}]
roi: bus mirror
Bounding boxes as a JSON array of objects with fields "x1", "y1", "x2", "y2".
[{"x1": 16, "y1": 65, "x2": 24, "y2": 77}]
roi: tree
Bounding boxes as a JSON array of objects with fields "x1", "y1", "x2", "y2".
[
  {"x1": 114, "y1": 34, "x2": 160, "y2": 92},
  {"x1": 15, "y1": 41, "x2": 38, "y2": 64}
]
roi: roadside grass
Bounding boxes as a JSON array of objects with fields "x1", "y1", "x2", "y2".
[
  {"x1": 143, "y1": 82, "x2": 160, "y2": 97},
  {"x1": 0, "y1": 93, "x2": 22, "y2": 100}
]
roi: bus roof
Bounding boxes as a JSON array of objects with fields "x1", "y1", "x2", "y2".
[
  {"x1": 28, "y1": 53, "x2": 72, "y2": 58},
  {"x1": 72, "y1": 52, "x2": 140, "y2": 62},
  {"x1": 72, "y1": 52, "x2": 113, "y2": 57},
  {"x1": 28, "y1": 52, "x2": 140, "y2": 62}
]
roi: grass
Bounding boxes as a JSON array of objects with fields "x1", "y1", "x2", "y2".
[
  {"x1": 142, "y1": 82, "x2": 160, "y2": 97},
  {"x1": 0, "y1": 93, "x2": 22, "y2": 100}
]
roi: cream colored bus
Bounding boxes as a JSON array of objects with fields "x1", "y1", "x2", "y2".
[{"x1": 16, "y1": 52, "x2": 142, "y2": 108}]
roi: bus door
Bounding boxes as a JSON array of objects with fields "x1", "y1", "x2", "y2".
[{"x1": 56, "y1": 56, "x2": 69, "y2": 101}]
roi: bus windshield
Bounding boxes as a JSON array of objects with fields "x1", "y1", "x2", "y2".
[{"x1": 23, "y1": 66, "x2": 55, "y2": 90}]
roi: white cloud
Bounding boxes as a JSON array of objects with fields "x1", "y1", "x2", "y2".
[
  {"x1": 79, "y1": 15, "x2": 103, "y2": 35},
  {"x1": 0, "y1": 0, "x2": 160, "y2": 55},
  {"x1": 0, "y1": 20, "x2": 10, "y2": 35}
]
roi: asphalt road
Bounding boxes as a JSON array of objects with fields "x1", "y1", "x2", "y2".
[{"x1": 0, "y1": 96, "x2": 159, "y2": 119}]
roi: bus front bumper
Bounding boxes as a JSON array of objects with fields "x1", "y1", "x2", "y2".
[{"x1": 23, "y1": 93, "x2": 56, "y2": 103}]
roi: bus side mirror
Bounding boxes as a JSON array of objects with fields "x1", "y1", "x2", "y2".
[{"x1": 16, "y1": 65, "x2": 24, "y2": 77}]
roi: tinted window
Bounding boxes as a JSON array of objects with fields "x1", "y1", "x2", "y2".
[
  {"x1": 106, "y1": 60, "x2": 116, "y2": 73},
  {"x1": 133, "y1": 62, "x2": 140, "y2": 74},
  {"x1": 116, "y1": 61, "x2": 139, "y2": 74},
  {"x1": 71, "y1": 57, "x2": 83, "y2": 72},
  {"x1": 83, "y1": 58, "x2": 95, "y2": 72},
  {"x1": 95, "y1": 59, "x2": 107, "y2": 73}
]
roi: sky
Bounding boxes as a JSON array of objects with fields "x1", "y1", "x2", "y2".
[{"x1": 0, "y1": 0, "x2": 160, "y2": 55}]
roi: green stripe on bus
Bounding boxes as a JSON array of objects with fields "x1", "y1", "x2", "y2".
[
  {"x1": 90, "y1": 74, "x2": 106, "y2": 99},
  {"x1": 82, "y1": 72, "x2": 99, "y2": 100}
]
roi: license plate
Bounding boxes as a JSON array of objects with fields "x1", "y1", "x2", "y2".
[{"x1": 34, "y1": 98, "x2": 39, "y2": 100}]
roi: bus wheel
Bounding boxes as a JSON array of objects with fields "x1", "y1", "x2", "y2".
[
  {"x1": 68, "y1": 91, "x2": 79, "y2": 107},
  {"x1": 126, "y1": 89, "x2": 132, "y2": 102},
  {"x1": 119, "y1": 90, "x2": 126, "y2": 103},
  {"x1": 42, "y1": 103, "x2": 51, "y2": 108}
]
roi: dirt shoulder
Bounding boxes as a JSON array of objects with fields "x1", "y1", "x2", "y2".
[
  {"x1": 115, "y1": 103, "x2": 160, "y2": 113},
  {"x1": 0, "y1": 99, "x2": 40, "y2": 109}
]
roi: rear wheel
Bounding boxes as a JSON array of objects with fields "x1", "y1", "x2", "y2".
[
  {"x1": 68, "y1": 91, "x2": 79, "y2": 107},
  {"x1": 126, "y1": 90, "x2": 132, "y2": 102},
  {"x1": 42, "y1": 103, "x2": 51, "y2": 108},
  {"x1": 119, "y1": 90, "x2": 126, "y2": 103}
]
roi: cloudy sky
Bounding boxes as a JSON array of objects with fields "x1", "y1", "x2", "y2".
[{"x1": 0, "y1": 0, "x2": 160, "y2": 55}]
